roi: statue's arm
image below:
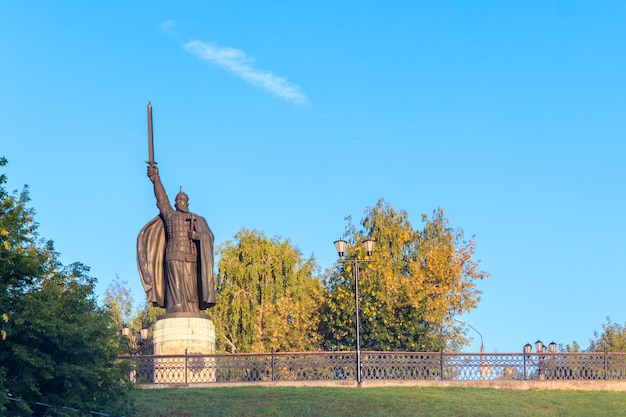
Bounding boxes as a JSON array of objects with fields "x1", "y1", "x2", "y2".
[{"x1": 147, "y1": 165, "x2": 172, "y2": 215}]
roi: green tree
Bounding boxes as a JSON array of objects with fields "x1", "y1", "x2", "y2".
[
  {"x1": 322, "y1": 199, "x2": 489, "y2": 352},
  {"x1": 210, "y1": 228, "x2": 323, "y2": 353},
  {"x1": 0, "y1": 158, "x2": 132, "y2": 415},
  {"x1": 0, "y1": 158, "x2": 50, "y2": 336},
  {"x1": 103, "y1": 275, "x2": 161, "y2": 355},
  {"x1": 127, "y1": 302, "x2": 166, "y2": 355},
  {"x1": 103, "y1": 274, "x2": 135, "y2": 332},
  {"x1": 559, "y1": 341, "x2": 582, "y2": 352},
  {"x1": 0, "y1": 156, "x2": 50, "y2": 411},
  {"x1": 5, "y1": 264, "x2": 133, "y2": 414},
  {"x1": 589, "y1": 317, "x2": 626, "y2": 352}
]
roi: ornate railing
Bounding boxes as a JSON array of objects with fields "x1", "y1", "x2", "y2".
[{"x1": 119, "y1": 351, "x2": 626, "y2": 385}]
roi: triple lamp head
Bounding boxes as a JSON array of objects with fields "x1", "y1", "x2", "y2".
[
  {"x1": 523, "y1": 340, "x2": 557, "y2": 353},
  {"x1": 121, "y1": 327, "x2": 149, "y2": 345},
  {"x1": 334, "y1": 239, "x2": 376, "y2": 259}
]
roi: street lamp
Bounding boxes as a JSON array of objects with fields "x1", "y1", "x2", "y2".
[
  {"x1": 455, "y1": 318, "x2": 486, "y2": 379},
  {"x1": 454, "y1": 319, "x2": 484, "y2": 353},
  {"x1": 532, "y1": 340, "x2": 555, "y2": 353},
  {"x1": 535, "y1": 340, "x2": 544, "y2": 353},
  {"x1": 527, "y1": 340, "x2": 557, "y2": 379},
  {"x1": 121, "y1": 327, "x2": 149, "y2": 355},
  {"x1": 334, "y1": 238, "x2": 376, "y2": 385}
]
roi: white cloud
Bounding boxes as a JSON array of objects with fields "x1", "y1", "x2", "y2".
[{"x1": 183, "y1": 40, "x2": 308, "y2": 106}]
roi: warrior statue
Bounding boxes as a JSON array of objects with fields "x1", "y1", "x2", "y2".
[{"x1": 136, "y1": 103, "x2": 216, "y2": 314}]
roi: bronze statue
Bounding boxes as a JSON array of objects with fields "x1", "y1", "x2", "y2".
[{"x1": 137, "y1": 103, "x2": 216, "y2": 313}]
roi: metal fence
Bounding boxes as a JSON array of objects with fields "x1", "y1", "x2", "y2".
[{"x1": 119, "y1": 351, "x2": 626, "y2": 385}]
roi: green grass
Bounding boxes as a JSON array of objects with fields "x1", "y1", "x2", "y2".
[{"x1": 129, "y1": 386, "x2": 626, "y2": 417}]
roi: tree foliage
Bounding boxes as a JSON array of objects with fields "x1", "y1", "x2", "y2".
[
  {"x1": 5, "y1": 264, "x2": 132, "y2": 414},
  {"x1": 125, "y1": 302, "x2": 166, "y2": 355},
  {"x1": 562, "y1": 318, "x2": 626, "y2": 353},
  {"x1": 103, "y1": 275, "x2": 163, "y2": 355},
  {"x1": 321, "y1": 199, "x2": 489, "y2": 352},
  {"x1": 210, "y1": 228, "x2": 323, "y2": 353},
  {"x1": 559, "y1": 341, "x2": 582, "y2": 353},
  {"x1": 0, "y1": 158, "x2": 50, "y2": 320},
  {"x1": 589, "y1": 317, "x2": 626, "y2": 352},
  {"x1": 103, "y1": 274, "x2": 135, "y2": 333},
  {"x1": 0, "y1": 158, "x2": 132, "y2": 415}
]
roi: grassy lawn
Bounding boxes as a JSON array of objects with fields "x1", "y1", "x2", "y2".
[{"x1": 129, "y1": 386, "x2": 626, "y2": 417}]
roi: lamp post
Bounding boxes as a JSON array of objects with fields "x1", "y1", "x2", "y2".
[
  {"x1": 526, "y1": 340, "x2": 556, "y2": 379},
  {"x1": 454, "y1": 319, "x2": 484, "y2": 353},
  {"x1": 523, "y1": 343, "x2": 532, "y2": 379},
  {"x1": 455, "y1": 318, "x2": 485, "y2": 379},
  {"x1": 121, "y1": 327, "x2": 149, "y2": 355},
  {"x1": 334, "y1": 238, "x2": 376, "y2": 385}
]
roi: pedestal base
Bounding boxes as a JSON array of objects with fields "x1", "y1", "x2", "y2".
[
  {"x1": 152, "y1": 314, "x2": 216, "y2": 383},
  {"x1": 153, "y1": 313, "x2": 215, "y2": 355}
]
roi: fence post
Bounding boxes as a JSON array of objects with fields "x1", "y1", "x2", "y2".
[
  {"x1": 604, "y1": 350, "x2": 608, "y2": 380},
  {"x1": 185, "y1": 349, "x2": 188, "y2": 384},
  {"x1": 271, "y1": 351, "x2": 275, "y2": 382},
  {"x1": 440, "y1": 350, "x2": 444, "y2": 380},
  {"x1": 523, "y1": 353, "x2": 527, "y2": 380}
]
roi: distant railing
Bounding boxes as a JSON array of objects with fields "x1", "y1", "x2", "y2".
[{"x1": 119, "y1": 351, "x2": 626, "y2": 385}]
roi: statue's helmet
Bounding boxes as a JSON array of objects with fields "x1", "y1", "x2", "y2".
[
  {"x1": 176, "y1": 187, "x2": 188, "y2": 201},
  {"x1": 175, "y1": 187, "x2": 189, "y2": 210}
]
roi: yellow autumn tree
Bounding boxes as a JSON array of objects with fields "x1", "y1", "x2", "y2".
[{"x1": 321, "y1": 199, "x2": 489, "y2": 352}]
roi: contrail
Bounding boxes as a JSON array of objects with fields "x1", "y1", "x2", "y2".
[
  {"x1": 184, "y1": 40, "x2": 308, "y2": 106},
  {"x1": 160, "y1": 20, "x2": 308, "y2": 106}
]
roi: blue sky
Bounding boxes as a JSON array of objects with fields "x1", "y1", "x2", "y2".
[{"x1": 2, "y1": 1, "x2": 625, "y2": 353}]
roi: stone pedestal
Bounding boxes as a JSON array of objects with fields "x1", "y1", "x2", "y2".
[
  {"x1": 153, "y1": 313, "x2": 215, "y2": 355},
  {"x1": 152, "y1": 313, "x2": 216, "y2": 383}
]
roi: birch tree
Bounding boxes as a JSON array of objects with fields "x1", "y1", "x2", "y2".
[{"x1": 210, "y1": 228, "x2": 323, "y2": 353}]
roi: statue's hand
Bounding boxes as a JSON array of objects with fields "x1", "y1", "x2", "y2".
[{"x1": 147, "y1": 165, "x2": 159, "y2": 181}]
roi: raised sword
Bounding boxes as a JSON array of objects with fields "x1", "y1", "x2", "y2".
[{"x1": 146, "y1": 102, "x2": 158, "y2": 166}]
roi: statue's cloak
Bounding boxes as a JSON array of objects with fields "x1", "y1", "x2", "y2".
[{"x1": 137, "y1": 215, "x2": 216, "y2": 310}]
